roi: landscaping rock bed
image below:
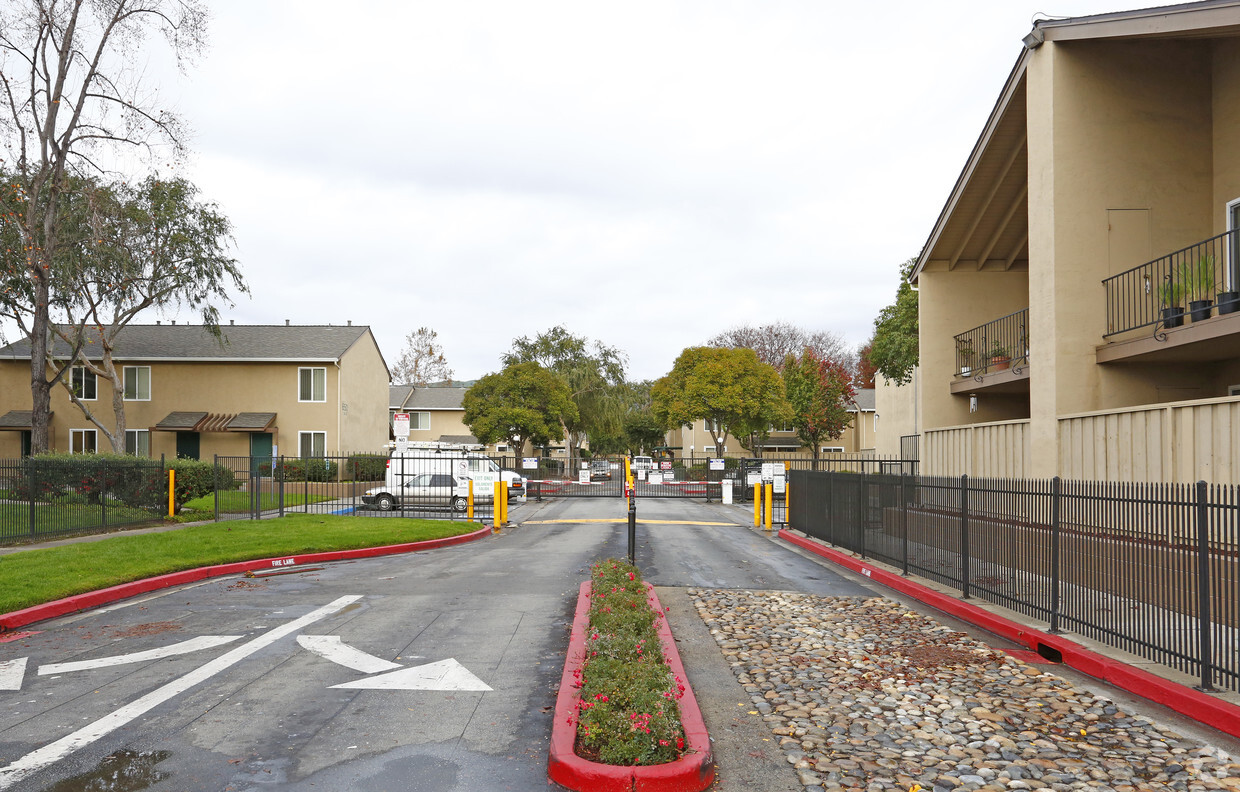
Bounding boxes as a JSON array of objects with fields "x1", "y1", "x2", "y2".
[{"x1": 689, "y1": 588, "x2": 1240, "y2": 791}]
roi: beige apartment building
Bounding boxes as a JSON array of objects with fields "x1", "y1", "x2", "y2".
[
  {"x1": 0, "y1": 323, "x2": 390, "y2": 460},
  {"x1": 910, "y1": 1, "x2": 1240, "y2": 484}
]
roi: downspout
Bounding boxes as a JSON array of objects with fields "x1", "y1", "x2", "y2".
[{"x1": 336, "y1": 360, "x2": 342, "y2": 454}]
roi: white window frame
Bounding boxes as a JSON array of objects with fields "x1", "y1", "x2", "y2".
[
  {"x1": 72, "y1": 366, "x2": 97, "y2": 401},
  {"x1": 70, "y1": 428, "x2": 98, "y2": 454},
  {"x1": 299, "y1": 431, "x2": 326, "y2": 458},
  {"x1": 410, "y1": 411, "x2": 430, "y2": 430},
  {"x1": 495, "y1": 444, "x2": 510, "y2": 452},
  {"x1": 123, "y1": 365, "x2": 151, "y2": 401},
  {"x1": 821, "y1": 446, "x2": 844, "y2": 453},
  {"x1": 298, "y1": 367, "x2": 327, "y2": 403},
  {"x1": 1228, "y1": 196, "x2": 1240, "y2": 291},
  {"x1": 125, "y1": 429, "x2": 150, "y2": 457}
]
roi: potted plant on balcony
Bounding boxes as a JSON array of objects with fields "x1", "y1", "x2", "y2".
[
  {"x1": 1211, "y1": 252, "x2": 1240, "y2": 315},
  {"x1": 988, "y1": 341, "x2": 1011, "y2": 372},
  {"x1": 1180, "y1": 254, "x2": 1215, "y2": 322},
  {"x1": 1158, "y1": 277, "x2": 1185, "y2": 329},
  {"x1": 956, "y1": 339, "x2": 975, "y2": 376}
]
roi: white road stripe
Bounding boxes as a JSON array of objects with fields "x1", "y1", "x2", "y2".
[
  {"x1": 0, "y1": 595, "x2": 362, "y2": 790},
  {"x1": 0, "y1": 658, "x2": 27, "y2": 691},
  {"x1": 330, "y1": 658, "x2": 492, "y2": 691},
  {"x1": 295, "y1": 635, "x2": 402, "y2": 674},
  {"x1": 38, "y1": 636, "x2": 242, "y2": 676}
]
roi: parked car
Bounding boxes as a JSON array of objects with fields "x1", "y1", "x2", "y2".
[
  {"x1": 362, "y1": 447, "x2": 524, "y2": 511},
  {"x1": 590, "y1": 460, "x2": 612, "y2": 481}
]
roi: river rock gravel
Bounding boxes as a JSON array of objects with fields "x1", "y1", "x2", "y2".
[{"x1": 688, "y1": 588, "x2": 1240, "y2": 792}]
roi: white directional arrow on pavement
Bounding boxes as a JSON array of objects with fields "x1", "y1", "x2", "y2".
[
  {"x1": 330, "y1": 658, "x2": 492, "y2": 691},
  {"x1": 0, "y1": 658, "x2": 27, "y2": 691},
  {"x1": 296, "y1": 635, "x2": 402, "y2": 674}
]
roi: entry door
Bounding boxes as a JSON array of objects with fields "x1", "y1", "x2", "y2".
[
  {"x1": 250, "y1": 433, "x2": 273, "y2": 475},
  {"x1": 20, "y1": 431, "x2": 30, "y2": 458},
  {"x1": 1230, "y1": 199, "x2": 1240, "y2": 290},
  {"x1": 176, "y1": 431, "x2": 200, "y2": 460}
]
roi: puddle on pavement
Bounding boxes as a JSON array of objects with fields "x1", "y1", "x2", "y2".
[
  {"x1": 338, "y1": 602, "x2": 362, "y2": 615},
  {"x1": 43, "y1": 749, "x2": 171, "y2": 792}
]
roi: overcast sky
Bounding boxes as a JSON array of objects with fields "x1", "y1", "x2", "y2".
[{"x1": 144, "y1": 0, "x2": 1156, "y2": 382}]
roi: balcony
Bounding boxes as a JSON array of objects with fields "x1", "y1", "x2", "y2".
[
  {"x1": 1100, "y1": 229, "x2": 1240, "y2": 364},
  {"x1": 950, "y1": 308, "x2": 1030, "y2": 395}
]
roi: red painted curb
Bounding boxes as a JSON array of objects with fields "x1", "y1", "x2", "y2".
[
  {"x1": 548, "y1": 581, "x2": 715, "y2": 792},
  {"x1": 0, "y1": 525, "x2": 493, "y2": 632},
  {"x1": 778, "y1": 528, "x2": 1240, "y2": 741}
]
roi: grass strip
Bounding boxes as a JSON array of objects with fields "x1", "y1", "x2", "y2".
[
  {"x1": 0, "y1": 503, "x2": 161, "y2": 539},
  {"x1": 0, "y1": 515, "x2": 477, "y2": 614},
  {"x1": 575, "y1": 558, "x2": 687, "y2": 766},
  {"x1": 181, "y1": 491, "x2": 335, "y2": 513}
]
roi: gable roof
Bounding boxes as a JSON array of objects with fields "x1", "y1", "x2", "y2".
[
  {"x1": 0, "y1": 324, "x2": 375, "y2": 363},
  {"x1": 405, "y1": 388, "x2": 467, "y2": 410}
]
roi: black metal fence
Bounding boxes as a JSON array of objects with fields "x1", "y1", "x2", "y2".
[
  {"x1": 789, "y1": 470, "x2": 1240, "y2": 692},
  {"x1": 0, "y1": 457, "x2": 167, "y2": 542},
  {"x1": 1103, "y1": 228, "x2": 1240, "y2": 337},
  {"x1": 211, "y1": 455, "x2": 495, "y2": 522},
  {"x1": 954, "y1": 308, "x2": 1030, "y2": 378}
]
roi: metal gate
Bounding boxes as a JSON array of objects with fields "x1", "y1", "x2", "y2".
[{"x1": 510, "y1": 457, "x2": 724, "y2": 500}]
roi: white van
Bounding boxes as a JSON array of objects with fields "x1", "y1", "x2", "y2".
[
  {"x1": 362, "y1": 446, "x2": 524, "y2": 512},
  {"x1": 630, "y1": 455, "x2": 654, "y2": 472}
]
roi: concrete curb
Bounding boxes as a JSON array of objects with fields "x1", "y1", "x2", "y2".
[
  {"x1": 778, "y1": 528, "x2": 1240, "y2": 741},
  {"x1": 0, "y1": 525, "x2": 493, "y2": 632},
  {"x1": 548, "y1": 580, "x2": 715, "y2": 792}
]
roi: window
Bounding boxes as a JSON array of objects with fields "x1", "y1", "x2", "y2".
[
  {"x1": 1230, "y1": 384, "x2": 1240, "y2": 396},
  {"x1": 123, "y1": 366, "x2": 151, "y2": 401},
  {"x1": 70, "y1": 429, "x2": 97, "y2": 454},
  {"x1": 703, "y1": 419, "x2": 721, "y2": 432},
  {"x1": 821, "y1": 446, "x2": 844, "y2": 453},
  {"x1": 410, "y1": 411, "x2": 430, "y2": 430},
  {"x1": 769, "y1": 422, "x2": 795, "y2": 433},
  {"x1": 299, "y1": 431, "x2": 326, "y2": 457},
  {"x1": 124, "y1": 429, "x2": 150, "y2": 457},
  {"x1": 298, "y1": 367, "x2": 326, "y2": 402},
  {"x1": 496, "y1": 444, "x2": 510, "y2": 452},
  {"x1": 72, "y1": 367, "x2": 97, "y2": 401}
]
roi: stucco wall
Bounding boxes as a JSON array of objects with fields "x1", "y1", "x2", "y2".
[
  {"x1": 338, "y1": 329, "x2": 391, "y2": 454},
  {"x1": 874, "y1": 370, "x2": 919, "y2": 457}
]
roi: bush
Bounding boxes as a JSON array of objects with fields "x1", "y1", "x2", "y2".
[
  {"x1": 346, "y1": 453, "x2": 387, "y2": 482},
  {"x1": 12, "y1": 453, "x2": 166, "y2": 509},
  {"x1": 574, "y1": 559, "x2": 686, "y2": 766},
  {"x1": 263, "y1": 457, "x2": 339, "y2": 482}
]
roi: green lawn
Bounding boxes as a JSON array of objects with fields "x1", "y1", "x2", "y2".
[
  {"x1": 0, "y1": 502, "x2": 162, "y2": 541},
  {"x1": 181, "y1": 491, "x2": 335, "y2": 514},
  {"x1": 0, "y1": 515, "x2": 481, "y2": 614}
]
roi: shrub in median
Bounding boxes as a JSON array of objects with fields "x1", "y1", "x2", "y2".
[
  {"x1": 346, "y1": 453, "x2": 387, "y2": 482},
  {"x1": 574, "y1": 559, "x2": 687, "y2": 766}
]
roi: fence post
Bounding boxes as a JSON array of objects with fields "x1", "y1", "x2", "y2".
[
  {"x1": 213, "y1": 455, "x2": 220, "y2": 523},
  {"x1": 960, "y1": 474, "x2": 970, "y2": 599},
  {"x1": 1196, "y1": 480, "x2": 1214, "y2": 691},
  {"x1": 100, "y1": 458, "x2": 107, "y2": 528},
  {"x1": 858, "y1": 471, "x2": 866, "y2": 558},
  {"x1": 27, "y1": 456, "x2": 36, "y2": 538},
  {"x1": 1049, "y1": 476, "x2": 1061, "y2": 634},
  {"x1": 900, "y1": 472, "x2": 910, "y2": 576},
  {"x1": 278, "y1": 455, "x2": 285, "y2": 518}
]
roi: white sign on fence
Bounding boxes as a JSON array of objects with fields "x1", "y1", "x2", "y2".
[
  {"x1": 578, "y1": 469, "x2": 590, "y2": 485},
  {"x1": 522, "y1": 457, "x2": 539, "y2": 470},
  {"x1": 393, "y1": 413, "x2": 410, "y2": 439},
  {"x1": 708, "y1": 458, "x2": 725, "y2": 471}
]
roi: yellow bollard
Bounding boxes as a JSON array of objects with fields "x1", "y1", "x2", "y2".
[
  {"x1": 494, "y1": 481, "x2": 503, "y2": 526},
  {"x1": 501, "y1": 478, "x2": 509, "y2": 524},
  {"x1": 468, "y1": 479, "x2": 474, "y2": 521},
  {"x1": 758, "y1": 480, "x2": 768, "y2": 530},
  {"x1": 168, "y1": 468, "x2": 176, "y2": 517},
  {"x1": 753, "y1": 480, "x2": 762, "y2": 528}
]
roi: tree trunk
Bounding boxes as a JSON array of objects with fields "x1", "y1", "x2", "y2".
[{"x1": 29, "y1": 273, "x2": 51, "y2": 454}]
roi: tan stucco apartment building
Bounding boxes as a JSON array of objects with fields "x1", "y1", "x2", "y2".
[
  {"x1": 0, "y1": 323, "x2": 390, "y2": 459},
  {"x1": 908, "y1": 1, "x2": 1240, "y2": 485}
]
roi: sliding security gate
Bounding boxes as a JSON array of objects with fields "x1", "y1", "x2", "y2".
[{"x1": 514, "y1": 457, "x2": 723, "y2": 500}]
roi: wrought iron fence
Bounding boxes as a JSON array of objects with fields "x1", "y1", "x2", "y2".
[
  {"x1": 0, "y1": 457, "x2": 166, "y2": 543},
  {"x1": 1103, "y1": 228, "x2": 1240, "y2": 337},
  {"x1": 789, "y1": 470, "x2": 1240, "y2": 692},
  {"x1": 211, "y1": 455, "x2": 495, "y2": 522},
  {"x1": 953, "y1": 308, "x2": 1030, "y2": 378}
]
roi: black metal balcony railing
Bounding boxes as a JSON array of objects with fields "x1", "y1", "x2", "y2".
[
  {"x1": 1103, "y1": 228, "x2": 1240, "y2": 338},
  {"x1": 953, "y1": 308, "x2": 1029, "y2": 378}
]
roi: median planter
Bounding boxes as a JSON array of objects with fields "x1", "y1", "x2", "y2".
[{"x1": 548, "y1": 561, "x2": 714, "y2": 792}]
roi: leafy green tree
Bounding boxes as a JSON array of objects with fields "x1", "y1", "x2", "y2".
[
  {"x1": 870, "y1": 257, "x2": 919, "y2": 385},
  {"x1": 50, "y1": 176, "x2": 244, "y2": 453},
  {"x1": 502, "y1": 326, "x2": 627, "y2": 470},
  {"x1": 0, "y1": 0, "x2": 210, "y2": 453},
  {"x1": 650, "y1": 347, "x2": 788, "y2": 458},
  {"x1": 462, "y1": 363, "x2": 578, "y2": 457},
  {"x1": 784, "y1": 348, "x2": 856, "y2": 469}
]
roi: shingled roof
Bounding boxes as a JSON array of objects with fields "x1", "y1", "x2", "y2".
[{"x1": 0, "y1": 324, "x2": 375, "y2": 362}]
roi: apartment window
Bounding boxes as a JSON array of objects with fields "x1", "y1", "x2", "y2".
[
  {"x1": 125, "y1": 429, "x2": 150, "y2": 457},
  {"x1": 769, "y1": 422, "x2": 795, "y2": 433},
  {"x1": 496, "y1": 444, "x2": 510, "y2": 453},
  {"x1": 70, "y1": 429, "x2": 97, "y2": 454},
  {"x1": 123, "y1": 366, "x2": 151, "y2": 401},
  {"x1": 299, "y1": 431, "x2": 326, "y2": 458},
  {"x1": 821, "y1": 446, "x2": 844, "y2": 453},
  {"x1": 703, "y1": 419, "x2": 722, "y2": 433},
  {"x1": 1230, "y1": 384, "x2": 1240, "y2": 397},
  {"x1": 298, "y1": 367, "x2": 326, "y2": 402},
  {"x1": 410, "y1": 411, "x2": 430, "y2": 430},
  {"x1": 72, "y1": 367, "x2": 97, "y2": 401}
]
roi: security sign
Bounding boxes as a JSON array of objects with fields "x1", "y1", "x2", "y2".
[{"x1": 393, "y1": 413, "x2": 410, "y2": 439}]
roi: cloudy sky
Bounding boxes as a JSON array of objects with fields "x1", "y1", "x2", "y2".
[{"x1": 145, "y1": 0, "x2": 1153, "y2": 381}]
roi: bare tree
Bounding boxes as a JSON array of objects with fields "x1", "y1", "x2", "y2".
[
  {"x1": 0, "y1": 0, "x2": 208, "y2": 453},
  {"x1": 391, "y1": 327, "x2": 454, "y2": 386},
  {"x1": 707, "y1": 321, "x2": 857, "y2": 373}
]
